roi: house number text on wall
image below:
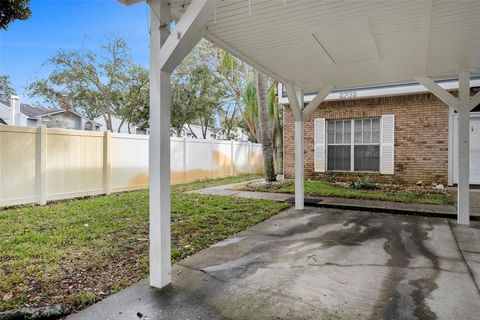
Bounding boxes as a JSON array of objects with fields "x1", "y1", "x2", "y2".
[{"x1": 339, "y1": 90, "x2": 358, "y2": 99}]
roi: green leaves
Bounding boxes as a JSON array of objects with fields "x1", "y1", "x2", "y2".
[
  {"x1": 0, "y1": 74, "x2": 16, "y2": 101},
  {"x1": 27, "y1": 37, "x2": 147, "y2": 132},
  {"x1": 0, "y1": 0, "x2": 31, "y2": 30}
]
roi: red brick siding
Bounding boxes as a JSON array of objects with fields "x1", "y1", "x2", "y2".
[{"x1": 283, "y1": 93, "x2": 449, "y2": 185}]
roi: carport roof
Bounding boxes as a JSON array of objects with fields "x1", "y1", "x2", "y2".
[{"x1": 122, "y1": 0, "x2": 480, "y2": 90}]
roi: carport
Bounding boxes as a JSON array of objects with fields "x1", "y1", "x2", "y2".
[{"x1": 118, "y1": 0, "x2": 480, "y2": 289}]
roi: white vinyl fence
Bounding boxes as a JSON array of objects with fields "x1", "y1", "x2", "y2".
[{"x1": 0, "y1": 125, "x2": 264, "y2": 207}]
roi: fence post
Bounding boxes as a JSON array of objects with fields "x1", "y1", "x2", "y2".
[
  {"x1": 36, "y1": 125, "x2": 47, "y2": 205},
  {"x1": 183, "y1": 137, "x2": 187, "y2": 182},
  {"x1": 210, "y1": 140, "x2": 214, "y2": 179},
  {"x1": 103, "y1": 131, "x2": 112, "y2": 195},
  {"x1": 230, "y1": 140, "x2": 234, "y2": 176},
  {"x1": 247, "y1": 142, "x2": 252, "y2": 174}
]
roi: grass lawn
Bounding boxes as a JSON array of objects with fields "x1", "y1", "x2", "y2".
[
  {"x1": 0, "y1": 175, "x2": 290, "y2": 313},
  {"x1": 237, "y1": 179, "x2": 454, "y2": 205}
]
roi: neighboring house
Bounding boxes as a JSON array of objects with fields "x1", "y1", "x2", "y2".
[
  {"x1": 0, "y1": 97, "x2": 101, "y2": 131},
  {"x1": 280, "y1": 79, "x2": 480, "y2": 186},
  {"x1": 94, "y1": 115, "x2": 149, "y2": 135},
  {"x1": 171, "y1": 124, "x2": 217, "y2": 140},
  {"x1": 214, "y1": 127, "x2": 250, "y2": 142},
  {"x1": 171, "y1": 125, "x2": 250, "y2": 141}
]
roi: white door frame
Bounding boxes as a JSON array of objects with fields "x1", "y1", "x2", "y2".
[{"x1": 449, "y1": 111, "x2": 480, "y2": 185}]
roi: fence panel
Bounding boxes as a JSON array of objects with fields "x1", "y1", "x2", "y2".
[
  {"x1": 46, "y1": 129, "x2": 104, "y2": 201},
  {"x1": 110, "y1": 133, "x2": 149, "y2": 192},
  {"x1": 0, "y1": 126, "x2": 37, "y2": 206},
  {"x1": 0, "y1": 126, "x2": 264, "y2": 207}
]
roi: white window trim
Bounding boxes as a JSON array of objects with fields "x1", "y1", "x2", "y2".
[{"x1": 326, "y1": 117, "x2": 381, "y2": 172}]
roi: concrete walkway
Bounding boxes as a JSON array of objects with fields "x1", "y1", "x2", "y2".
[
  {"x1": 70, "y1": 207, "x2": 480, "y2": 320},
  {"x1": 191, "y1": 182, "x2": 480, "y2": 219}
]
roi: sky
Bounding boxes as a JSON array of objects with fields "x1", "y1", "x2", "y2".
[{"x1": 0, "y1": 0, "x2": 151, "y2": 104}]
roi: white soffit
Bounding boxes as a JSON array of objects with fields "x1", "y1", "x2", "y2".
[
  {"x1": 312, "y1": 19, "x2": 380, "y2": 65},
  {"x1": 202, "y1": 0, "x2": 480, "y2": 90},
  {"x1": 121, "y1": 0, "x2": 480, "y2": 90}
]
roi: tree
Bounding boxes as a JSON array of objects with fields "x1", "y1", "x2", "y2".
[
  {"x1": 171, "y1": 79, "x2": 196, "y2": 137},
  {"x1": 0, "y1": 0, "x2": 31, "y2": 30},
  {"x1": 268, "y1": 81, "x2": 283, "y2": 174},
  {"x1": 0, "y1": 74, "x2": 16, "y2": 101},
  {"x1": 28, "y1": 38, "x2": 145, "y2": 132},
  {"x1": 189, "y1": 65, "x2": 224, "y2": 139},
  {"x1": 241, "y1": 77, "x2": 259, "y2": 142},
  {"x1": 215, "y1": 50, "x2": 250, "y2": 140},
  {"x1": 174, "y1": 41, "x2": 225, "y2": 139},
  {"x1": 256, "y1": 71, "x2": 276, "y2": 182},
  {"x1": 116, "y1": 65, "x2": 149, "y2": 133}
]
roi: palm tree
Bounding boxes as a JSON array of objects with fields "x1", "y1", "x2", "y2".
[
  {"x1": 268, "y1": 80, "x2": 283, "y2": 175},
  {"x1": 256, "y1": 70, "x2": 276, "y2": 182},
  {"x1": 241, "y1": 77, "x2": 259, "y2": 142}
]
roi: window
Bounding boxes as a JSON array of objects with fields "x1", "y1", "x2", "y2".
[
  {"x1": 354, "y1": 118, "x2": 380, "y2": 171},
  {"x1": 327, "y1": 120, "x2": 351, "y2": 170},
  {"x1": 84, "y1": 122, "x2": 93, "y2": 131},
  {"x1": 326, "y1": 118, "x2": 380, "y2": 171}
]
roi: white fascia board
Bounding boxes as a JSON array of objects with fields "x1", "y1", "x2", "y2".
[{"x1": 278, "y1": 79, "x2": 480, "y2": 105}]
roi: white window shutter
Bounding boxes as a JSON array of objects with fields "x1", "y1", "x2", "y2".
[
  {"x1": 380, "y1": 115, "x2": 395, "y2": 174},
  {"x1": 314, "y1": 118, "x2": 326, "y2": 172}
]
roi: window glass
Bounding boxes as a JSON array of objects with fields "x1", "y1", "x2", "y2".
[
  {"x1": 328, "y1": 145, "x2": 351, "y2": 171},
  {"x1": 344, "y1": 120, "x2": 351, "y2": 144},
  {"x1": 363, "y1": 119, "x2": 371, "y2": 144},
  {"x1": 354, "y1": 145, "x2": 380, "y2": 171},
  {"x1": 354, "y1": 119, "x2": 362, "y2": 143},
  {"x1": 327, "y1": 121, "x2": 335, "y2": 143},
  {"x1": 335, "y1": 121, "x2": 343, "y2": 144},
  {"x1": 326, "y1": 118, "x2": 381, "y2": 172},
  {"x1": 372, "y1": 118, "x2": 380, "y2": 143}
]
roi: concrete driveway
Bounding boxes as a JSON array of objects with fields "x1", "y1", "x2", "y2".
[{"x1": 70, "y1": 208, "x2": 480, "y2": 320}]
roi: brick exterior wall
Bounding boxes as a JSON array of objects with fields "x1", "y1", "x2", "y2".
[{"x1": 283, "y1": 93, "x2": 450, "y2": 185}]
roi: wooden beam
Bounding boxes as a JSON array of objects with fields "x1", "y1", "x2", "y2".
[
  {"x1": 301, "y1": 86, "x2": 334, "y2": 120},
  {"x1": 285, "y1": 83, "x2": 302, "y2": 121},
  {"x1": 158, "y1": 0, "x2": 214, "y2": 73},
  {"x1": 469, "y1": 90, "x2": 480, "y2": 111},
  {"x1": 415, "y1": 76, "x2": 459, "y2": 110}
]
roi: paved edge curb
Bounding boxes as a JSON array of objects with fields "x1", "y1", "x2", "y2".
[{"x1": 285, "y1": 197, "x2": 478, "y2": 221}]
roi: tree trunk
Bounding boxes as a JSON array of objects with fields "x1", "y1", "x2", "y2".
[{"x1": 256, "y1": 71, "x2": 276, "y2": 182}]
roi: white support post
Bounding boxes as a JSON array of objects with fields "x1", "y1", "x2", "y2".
[
  {"x1": 295, "y1": 121, "x2": 304, "y2": 210},
  {"x1": 417, "y1": 73, "x2": 472, "y2": 224},
  {"x1": 36, "y1": 125, "x2": 47, "y2": 205},
  {"x1": 103, "y1": 131, "x2": 112, "y2": 195},
  {"x1": 447, "y1": 106, "x2": 454, "y2": 186},
  {"x1": 149, "y1": 0, "x2": 171, "y2": 288},
  {"x1": 457, "y1": 72, "x2": 470, "y2": 225},
  {"x1": 285, "y1": 83, "x2": 306, "y2": 210}
]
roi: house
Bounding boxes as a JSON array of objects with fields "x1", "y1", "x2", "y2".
[
  {"x1": 94, "y1": 114, "x2": 149, "y2": 135},
  {"x1": 0, "y1": 96, "x2": 101, "y2": 131},
  {"x1": 280, "y1": 79, "x2": 480, "y2": 186},
  {"x1": 171, "y1": 124, "x2": 218, "y2": 140}
]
